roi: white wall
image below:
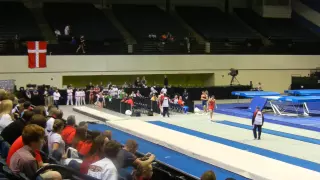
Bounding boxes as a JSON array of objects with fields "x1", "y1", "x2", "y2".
[{"x1": 0, "y1": 55, "x2": 318, "y2": 92}]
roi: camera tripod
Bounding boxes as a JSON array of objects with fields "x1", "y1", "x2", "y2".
[{"x1": 230, "y1": 76, "x2": 240, "y2": 86}]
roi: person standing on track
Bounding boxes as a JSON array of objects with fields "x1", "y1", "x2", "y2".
[
  {"x1": 208, "y1": 95, "x2": 216, "y2": 121},
  {"x1": 252, "y1": 106, "x2": 264, "y2": 140},
  {"x1": 201, "y1": 91, "x2": 208, "y2": 113}
]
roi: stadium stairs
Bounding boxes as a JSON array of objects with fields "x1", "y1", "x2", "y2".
[
  {"x1": 101, "y1": 8, "x2": 137, "y2": 45},
  {"x1": 25, "y1": 5, "x2": 57, "y2": 44}
]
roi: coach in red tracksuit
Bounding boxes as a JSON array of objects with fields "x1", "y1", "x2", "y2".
[{"x1": 252, "y1": 106, "x2": 264, "y2": 140}]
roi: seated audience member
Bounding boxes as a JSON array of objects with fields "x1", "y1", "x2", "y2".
[
  {"x1": 72, "y1": 127, "x2": 91, "y2": 156},
  {"x1": 201, "y1": 170, "x2": 216, "y2": 180},
  {"x1": 161, "y1": 86, "x2": 167, "y2": 94},
  {"x1": 0, "y1": 89, "x2": 6, "y2": 101},
  {"x1": 178, "y1": 96, "x2": 185, "y2": 106},
  {"x1": 45, "y1": 108, "x2": 61, "y2": 135},
  {"x1": 104, "y1": 130, "x2": 112, "y2": 140},
  {"x1": 117, "y1": 140, "x2": 155, "y2": 169},
  {"x1": 130, "y1": 91, "x2": 136, "y2": 98},
  {"x1": 132, "y1": 164, "x2": 153, "y2": 180},
  {"x1": 0, "y1": 100, "x2": 14, "y2": 133},
  {"x1": 7, "y1": 114, "x2": 47, "y2": 166},
  {"x1": 54, "y1": 29, "x2": 61, "y2": 37},
  {"x1": 80, "y1": 134, "x2": 109, "y2": 174},
  {"x1": 173, "y1": 95, "x2": 179, "y2": 104},
  {"x1": 79, "y1": 121, "x2": 88, "y2": 130},
  {"x1": 87, "y1": 140, "x2": 121, "y2": 180},
  {"x1": 1, "y1": 110, "x2": 34, "y2": 144},
  {"x1": 11, "y1": 98, "x2": 25, "y2": 117},
  {"x1": 136, "y1": 90, "x2": 142, "y2": 98},
  {"x1": 33, "y1": 106, "x2": 47, "y2": 116},
  {"x1": 125, "y1": 97, "x2": 134, "y2": 107},
  {"x1": 9, "y1": 124, "x2": 62, "y2": 180},
  {"x1": 48, "y1": 119, "x2": 66, "y2": 161},
  {"x1": 61, "y1": 115, "x2": 77, "y2": 145}
]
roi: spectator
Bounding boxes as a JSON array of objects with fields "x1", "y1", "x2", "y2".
[
  {"x1": 79, "y1": 121, "x2": 88, "y2": 130},
  {"x1": 54, "y1": 29, "x2": 61, "y2": 37},
  {"x1": 1, "y1": 110, "x2": 34, "y2": 145},
  {"x1": 72, "y1": 127, "x2": 89, "y2": 155},
  {"x1": 122, "y1": 82, "x2": 129, "y2": 88},
  {"x1": 136, "y1": 90, "x2": 142, "y2": 97},
  {"x1": 64, "y1": 25, "x2": 70, "y2": 36},
  {"x1": 134, "y1": 77, "x2": 141, "y2": 88},
  {"x1": 76, "y1": 35, "x2": 86, "y2": 54},
  {"x1": 104, "y1": 130, "x2": 112, "y2": 140},
  {"x1": 80, "y1": 134, "x2": 109, "y2": 174},
  {"x1": 71, "y1": 36, "x2": 76, "y2": 45},
  {"x1": 13, "y1": 34, "x2": 20, "y2": 54},
  {"x1": 129, "y1": 91, "x2": 136, "y2": 98},
  {"x1": 48, "y1": 119, "x2": 66, "y2": 160},
  {"x1": 53, "y1": 89, "x2": 61, "y2": 108},
  {"x1": 45, "y1": 108, "x2": 59, "y2": 136},
  {"x1": 117, "y1": 140, "x2": 155, "y2": 169},
  {"x1": 200, "y1": 170, "x2": 216, "y2": 180},
  {"x1": 33, "y1": 106, "x2": 47, "y2": 116},
  {"x1": 132, "y1": 164, "x2": 153, "y2": 180},
  {"x1": 173, "y1": 95, "x2": 178, "y2": 104},
  {"x1": 11, "y1": 98, "x2": 25, "y2": 116},
  {"x1": 0, "y1": 100, "x2": 14, "y2": 133},
  {"x1": 182, "y1": 89, "x2": 189, "y2": 101},
  {"x1": 21, "y1": 101, "x2": 31, "y2": 117},
  {"x1": 151, "y1": 94, "x2": 157, "y2": 101},
  {"x1": 87, "y1": 140, "x2": 121, "y2": 180},
  {"x1": 150, "y1": 86, "x2": 157, "y2": 95},
  {"x1": 178, "y1": 96, "x2": 184, "y2": 106},
  {"x1": 43, "y1": 88, "x2": 49, "y2": 107},
  {"x1": 7, "y1": 114, "x2": 47, "y2": 167},
  {"x1": 164, "y1": 75, "x2": 168, "y2": 87},
  {"x1": 125, "y1": 97, "x2": 134, "y2": 107},
  {"x1": 141, "y1": 76, "x2": 147, "y2": 87},
  {"x1": 161, "y1": 86, "x2": 167, "y2": 94},
  {"x1": 61, "y1": 115, "x2": 77, "y2": 145},
  {"x1": 9, "y1": 124, "x2": 62, "y2": 180}
]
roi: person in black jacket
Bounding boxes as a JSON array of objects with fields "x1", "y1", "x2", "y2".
[
  {"x1": 252, "y1": 106, "x2": 264, "y2": 140},
  {"x1": 1, "y1": 110, "x2": 34, "y2": 144}
]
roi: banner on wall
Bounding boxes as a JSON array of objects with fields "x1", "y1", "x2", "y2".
[{"x1": 0, "y1": 80, "x2": 15, "y2": 93}]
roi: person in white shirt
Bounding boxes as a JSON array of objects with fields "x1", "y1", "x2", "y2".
[
  {"x1": 74, "y1": 89, "x2": 81, "y2": 106},
  {"x1": 161, "y1": 94, "x2": 172, "y2": 118},
  {"x1": 0, "y1": 100, "x2": 14, "y2": 133},
  {"x1": 64, "y1": 25, "x2": 70, "y2": 36},
  {"x1": 173, "y1": 95, "x2": 178, "y2": 104},
  {"x1": 66, "y1": 87, "x2": 73, "y2": 106},
  {"x1": 130, "y1": 91, "x2": 136, "y2": 98},
  {"x1": 48, "y1": 119, "x2": 67, "y2": 161},
  {"x1": 80, "y1": 89, "x2": 86, "y2": 105},
  {"x1": 45, "y1": 108, "x2": 60, "y2": 135},
  {"x1": 53, "y1": 90, "x2": 61, "y2": 109},
  {"x1": 252, "y1": 106, "x2": 264, "y2": 140},
  {"x1": 161, "y1": 86, "x2": 167, "y2": 94},
  {"x1": 54, "y1": 29, "x2": 61, "y2": 37},
  {"x1": 87, "y1": 140, "x2": 121, "y2": 180}
]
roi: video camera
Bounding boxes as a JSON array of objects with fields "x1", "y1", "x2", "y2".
[{"x1": 228, "y1": 68, "x2": 238, "y2": 77}]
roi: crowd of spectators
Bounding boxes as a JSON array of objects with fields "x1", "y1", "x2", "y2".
[{"x1": 0, "y1": 87, "x2": 222, "y2": 180}]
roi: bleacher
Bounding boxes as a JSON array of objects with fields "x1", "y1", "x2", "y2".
[
  {"x1": 0, "y1": 2, "x2": 43, "y2": 55},
  {"x1": 235, "y1": 8, "x2": 320, "y2": 54},
  {"x1": 43, "y1": 3, "x2": 126, "y2": 55},
  {"x1": 176, "y1": 6, "x2": 262, "y2": 54},
  {"x1": 113, "y1": 5, "x2": 190, "y2": 54}
]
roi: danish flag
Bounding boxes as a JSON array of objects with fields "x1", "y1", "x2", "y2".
[{"x1": 27, "y1": 41, "x2": 47, "y2": 68}]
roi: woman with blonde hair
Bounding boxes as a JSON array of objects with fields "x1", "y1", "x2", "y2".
[
  {"x1": 0, "y1": 100, "x2": 14, "y2": 133},
  {"x1": 48, "y1": 119, "x2": 67, "y2": 161}
]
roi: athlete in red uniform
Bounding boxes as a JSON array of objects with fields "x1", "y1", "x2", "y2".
[{"x1": 208, "y1": 95, "x2": 216, "y2": 120}]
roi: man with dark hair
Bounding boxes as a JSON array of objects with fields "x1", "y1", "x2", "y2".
[
  {"x1": 78, "y1": 121, "x2": 88, "y2": 130},
  {"x1": 87, "y1": 140, "x2": 121, "y2": 180},
  {"x1": 1, "y1": 110, "x2": 34, "y2": 144},
  {"x1": 200, "y1": 170, "x2": 216, "y2": 180},
  {"x1": 9, "y1": 124, "x2": 62, "y2": 179}
]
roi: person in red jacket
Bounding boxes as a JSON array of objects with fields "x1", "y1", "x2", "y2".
[
  {"x1": 252, "y1": 106, "x2": 264, "y2": 140},
  {"x1": 125, "y1": 97, "x2": 134, "y2": 107},
  {"x1": 61, "y1": 115, "x2": 76, "y2": 145}
]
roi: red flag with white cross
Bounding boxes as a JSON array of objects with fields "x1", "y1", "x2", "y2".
[{"x1": 27, "y1": 41, "x2": 47, "y2": 68}]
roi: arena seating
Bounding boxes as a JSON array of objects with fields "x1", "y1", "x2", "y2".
[
  {"x1": 176, "y1": 6, "x2": 262, "y2": 54},
  {"x1": 43, "y1": 3, "x2": 123, "y2": 43},
  {"x1": 0, "y1": 2, "x2": 43, "y2": 54}
]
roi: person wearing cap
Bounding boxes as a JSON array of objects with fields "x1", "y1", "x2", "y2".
[{"x1": 252, "y1": 106, "x2": 264, "y2": 140}]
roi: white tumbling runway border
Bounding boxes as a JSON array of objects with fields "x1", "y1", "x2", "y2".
[
  {"x1": 73, "y1": 106, "x2": 124, "y2": 121},
  {"x1": 74, "y1": 106, "x2": 320, "y2": 180}
]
